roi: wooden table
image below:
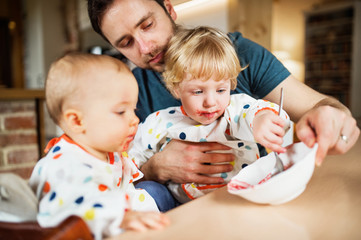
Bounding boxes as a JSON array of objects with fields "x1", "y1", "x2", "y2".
[{"x1": 110, "y1": 137, "x2": 361, "y2": 240}]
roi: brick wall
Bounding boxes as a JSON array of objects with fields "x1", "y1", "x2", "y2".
[{"x1": 0, "y1": 100, "x2": 39, "y2": 179}]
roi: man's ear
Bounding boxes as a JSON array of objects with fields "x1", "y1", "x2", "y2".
[
  {"x1": 63, "y1": 109, "x2": 85, "y2": 133},
  {"x1": 164, "y1": 0, "x2": 177, "y2": 21}
]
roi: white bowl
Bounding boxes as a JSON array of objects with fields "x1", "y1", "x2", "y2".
[{"x1": 227, "y1": 142, "x2": 318, "y2": 205}]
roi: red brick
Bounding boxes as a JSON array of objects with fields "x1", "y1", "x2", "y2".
[
  {"x1": 0, "y1": 133, "x2": 38, "y2": 147},
  {"x1": 7, "y1": 148, "x2": 39, "y2": 165},
  {"x1": 0, "y1": 167, "x2": 35, "y2": 179},
  {"x1": 0, "y1": 101, "x2": 35, "y2": 113},
  {"x1": 4, "y1": 115, "x2": 36, "y2": 130}
]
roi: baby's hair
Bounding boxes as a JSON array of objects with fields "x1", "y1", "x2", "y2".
[
  {"x1": 163, "y1": 26, "x2": 245, "y2": 95},
  {"x1": 45, "y1": 53, "x2": 129, "y2": 125}
]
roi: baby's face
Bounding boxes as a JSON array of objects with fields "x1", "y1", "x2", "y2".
[
  {"x1": 80, "y1": 67, "x2": 139, "y2": 158},
  {"x1": 175, "y1": 75, "x2": 231, "y2": 125}
]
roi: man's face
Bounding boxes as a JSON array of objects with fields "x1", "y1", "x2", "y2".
[{"x1": 101, "y1": 0, "x2": 177, "y2": 72}]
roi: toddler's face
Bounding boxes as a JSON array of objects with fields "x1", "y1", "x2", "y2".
[
  {"x1": 175, "y1": 74, "x2": 231, "y2": 125},
  {"x1": 80, "y1": 68, "x2": 139, "y2": 157}
]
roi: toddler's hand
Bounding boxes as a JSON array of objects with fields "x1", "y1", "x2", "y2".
[
  {"x1": 120, "y1": 210, "x2": 170, "y2": 232},
  {"x1": 253, "y1": 110, "x2": 286, "y2": 153}
]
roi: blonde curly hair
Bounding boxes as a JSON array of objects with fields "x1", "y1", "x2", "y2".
[{"x1": 163, "y1": 26, "x2": 246, "y2": 96}]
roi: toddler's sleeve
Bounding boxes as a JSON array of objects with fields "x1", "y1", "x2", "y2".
[
  {"x1": 225, "y1": 94, "x2": 290, "y2": 141},
  {"x1": 129, "y1": 110, "x2": 171, "y2": 167}
]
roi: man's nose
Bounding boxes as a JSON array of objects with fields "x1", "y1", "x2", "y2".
[{"x1": 137, "y1": 37, "x2": 153, "y2": 55}]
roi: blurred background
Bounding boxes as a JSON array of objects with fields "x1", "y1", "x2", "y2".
[{"x1": 0, "y1": 0, "x2": 360, "y2": 178}]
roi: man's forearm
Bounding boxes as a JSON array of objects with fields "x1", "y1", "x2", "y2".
[{"x1": 314, "y1": 96, "x2": 351, "y2": 116}]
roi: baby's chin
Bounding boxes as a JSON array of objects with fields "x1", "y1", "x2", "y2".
[
  {"x1": 197, "y1": 114, "x2": 223, "y2": 125},
  {"x1": 107, "y1": 146, "x2": 129, "y2": 155},
  {"x1": 120, "y1": 145, "x2": 129, "y2": 153},
  {"x1": 196, "y1": 118, "x2": 218, "y2": 125},
  {"x1": 121, "y1": 141, "x2": 134, "y2": 153}
]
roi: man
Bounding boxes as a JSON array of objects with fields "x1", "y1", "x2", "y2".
[{"x1": 88, "y1": 0, "x2": 359, "y2": 210}]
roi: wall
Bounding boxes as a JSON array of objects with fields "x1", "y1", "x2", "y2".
[
  {"x1": 174, "y1": 0, "x2": 229, "y2": 32},
  {"x1": 228, "y1": 0, "x2": 273, "y2": 51},
  {"x1": 24, "y1": 0, "x2": 66, "y2": 89},
  {"x1": 23, "y1": 0, "x2": 66, "y2": 142},
  {"x1": 271, "y1": 0, "x2": 322, "y2": 82},
  {"x1": 0, "y1": 101, "x2": 39, "y2": 179},
  {"x1": 77, "y1": 0, "x2": 111, "y2": 52},
  {"x1": 23, "y1": 0, "x2": 45, "y2": 89},
  {"x1": 227, "y1": 0, "x2": 322, "y2": 82}
]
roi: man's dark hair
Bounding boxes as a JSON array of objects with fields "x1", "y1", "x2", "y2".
[{"x1": 87, "y1": 0, "x2": 166, "y2": 42}]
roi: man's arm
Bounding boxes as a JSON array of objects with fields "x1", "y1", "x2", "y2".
[{"x1": 264, "y1": 75, "x2": 360, "y2": 165}]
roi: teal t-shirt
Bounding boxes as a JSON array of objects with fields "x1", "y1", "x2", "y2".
[{"x1": 133, "y1": 31, "x2": 290, "y2": 123}]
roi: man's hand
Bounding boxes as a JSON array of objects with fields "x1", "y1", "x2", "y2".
[
  {"x1": 296, "y1": 105, "x2": 360, "y2": 166},
  {"x1": 140, "y1": 140, "x2": 235, "y2": 184},
  {"x1": 265, "y1": 75, "x2": 360, "y2": 166}
]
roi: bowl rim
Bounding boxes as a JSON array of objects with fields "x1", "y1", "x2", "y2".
[{"x1": 228, "y1": 143, "x2": 318, "y2": 197}]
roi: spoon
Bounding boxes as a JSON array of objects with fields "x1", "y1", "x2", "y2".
[{"x1": 270, "y1": 88, "x2": 285, "y2": 176}]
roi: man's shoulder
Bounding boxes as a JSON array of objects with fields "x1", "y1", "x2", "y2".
[
  {"x1": 132, "y1": 66, "x2": 146, "y2": 75},
  {"x1": 132, "y1": 67, "x2": 162, "y2": 86},
  {"x1": 132, "y1": 67, "x2": 157, "y2": 78},
  {"x1": 228, "y1": 31, "x2": 264, "y2": 52},
  {"x1": 227, "y1": 31, "x2": 243, "y2": 39},
  {"x1": 227, "y1": 31, "x2": 250, "y2": 44}
]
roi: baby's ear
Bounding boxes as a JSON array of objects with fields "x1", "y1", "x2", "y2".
[
  {"x1": 63, "y1": 109, "x2": 85, "y2": 133},
  {"x1": 172, "y1": 88, "x2": 181, "y2": 99}
]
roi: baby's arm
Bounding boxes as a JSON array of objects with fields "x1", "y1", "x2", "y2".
[
  {"x1": 252, "y1": 109, "x2": 288, "y2": 153},
  {"x1": 121, "y1": 210, "x2": 170, "y2": 232},
  {"x1": 226, "y1": 94, "x2": 290, "y2": 151}
]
